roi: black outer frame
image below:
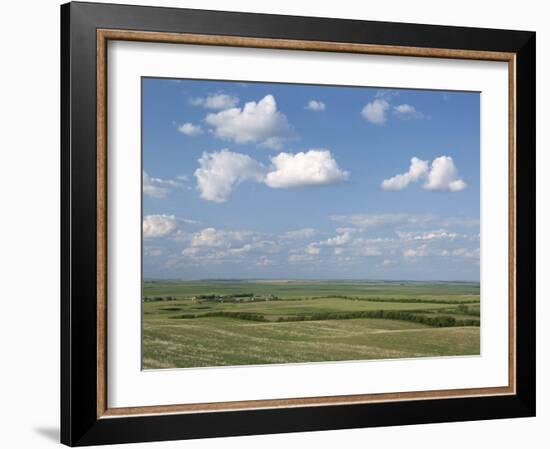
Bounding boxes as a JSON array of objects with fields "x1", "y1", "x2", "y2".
[{"x1": 61, "y1": 1, "x2": 536, "y2": 446}]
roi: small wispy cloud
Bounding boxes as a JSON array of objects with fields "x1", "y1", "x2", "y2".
[
  {"x1": 393, "y1": 104, "x2": 424, "y2": 120},
  {"x1": 362, "y1": 91, "x2": 423, "y2": 125},
  {"x1": 305, "y1": 100, "x2": 326, "y2": 111},
  {"x1": 178, "y1": 122, "x2": 203, "y2": 136},
  {"x1": 189, "y1": 93, "x2": 239, "y2": 110},
  {"x1": 143, "y1": 172, "x2": 183, "y2": 198}
]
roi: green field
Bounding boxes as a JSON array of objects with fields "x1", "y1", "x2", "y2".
[{"x1": 142, "y1": 280, "x2": 480, "y2": 369}]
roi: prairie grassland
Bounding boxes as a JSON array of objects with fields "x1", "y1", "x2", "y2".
[{"x1": 142, "y1": 280, "x2": 480, "y2": 369}]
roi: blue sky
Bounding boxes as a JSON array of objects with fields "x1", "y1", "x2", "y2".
[{"x1": 142, "y1": 78, "x2": 480, "y2": 281}]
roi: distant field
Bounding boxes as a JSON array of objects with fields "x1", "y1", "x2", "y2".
[{"x1": 142, "y1": 280, "x2": 480, "y2": 369}]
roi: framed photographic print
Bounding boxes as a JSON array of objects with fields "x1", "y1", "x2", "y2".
[{"x1": 61, "y1": 1, "x2": 536, "y2": 446}]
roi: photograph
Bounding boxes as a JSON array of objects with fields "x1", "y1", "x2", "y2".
[{"x1": 141, "y1": 78, "x2": 481, "y2": 369}]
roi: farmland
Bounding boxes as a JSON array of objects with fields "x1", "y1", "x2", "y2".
[{"x1": 142, "y1": 280, "x2": 480, "y2": 369}]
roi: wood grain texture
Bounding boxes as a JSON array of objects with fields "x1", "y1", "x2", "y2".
[
  {"x1": 98, "y1": 29, "x2": 515, "y2": 61},
  {"x1": 95, "y1": 29, "x2": 516, "y2": 418},
  {"x1": 97, "y1": 29, "x2": 108, "y2": 418},
  {"x1": 508, "y1": 56, "x2": 517, "y2": 393},
  {"x1": 101, "y1": 386, "x2": 514, "y2": 417}
]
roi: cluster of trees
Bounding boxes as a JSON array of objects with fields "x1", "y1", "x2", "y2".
[
  {"x1": 195, "y1": 294, "x2": 219, "y2": 299},
  {"x1": 142, "y1": 296, "x2": 176, "y2": 302},
  {"x1": 197, "y1": 293, "x2": 278, "y2": 302},
  {"x1": 174, "y1": 311, "x2": 268, "y2": 322},
  {"x1": 196, "y1": 293, "x2": 255, "y2": 299},
  {"x1": 276, "y1": 310, "x2": 479, "y2": 327},
  {"x1": 310, "y1": 295, "x2": 480, "y2": 305},
  {"x1": 173, "y1": 309, "x2": 479, "y2": 327}
]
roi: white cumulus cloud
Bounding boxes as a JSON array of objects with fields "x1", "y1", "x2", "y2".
[
  {"x1": 305, "y1": 100, "x2": 326, "y2": 111},
  {"x1": 194, "y1": 150, "x2": 266, "y2": 203},
  {"x1": 194, "y1": 149, "x2": 349, "y2": 202},
  {"x1": 423, "y1": 156, "x2": 467, "y2": 192},
  {"x1": 178, "y1": 122, "x2": 203, "y2": 136},
  {"x1": 264, "y1": 150, "x2": 349, "y2": 189},
  {"x1": 361, "y1": 99, "x2": 389, "y2": 125},
  {"x1": 143, "y1": 214, "x2": 177, "y2": 238},
  {"x1": 382, "y1": 156, "x2": 466, "y2": 192},
  {"x1": 381, "y1": 157, "x2": 429, "y2": 191},
  {"x1": 205, "y1": 95, "x2": 292, "y2": 148},
  {"x1": 190, "y1": 93, "x2": 239, "y2": 110}
]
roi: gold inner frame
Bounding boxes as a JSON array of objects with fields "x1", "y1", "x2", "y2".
[{"x1": 96, "y1": 29, "x2": 517, "y2": 419}]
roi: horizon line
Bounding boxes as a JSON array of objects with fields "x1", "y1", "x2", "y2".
[{"x1": 143, "y1": 277, "x2": 480, "y2": 283}]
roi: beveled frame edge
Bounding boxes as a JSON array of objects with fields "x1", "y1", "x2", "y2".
[{"x1": 96, "y1": 28, "x2": 516, "y2": 419}]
